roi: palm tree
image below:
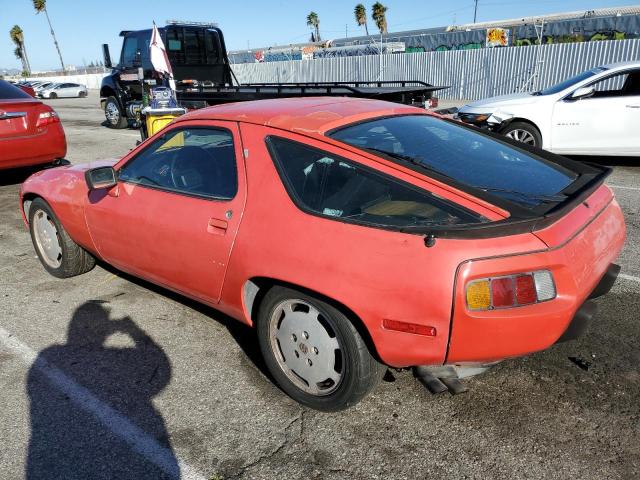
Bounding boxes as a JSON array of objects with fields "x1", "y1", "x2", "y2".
[
  {"x1": 306, "y1": 12, "x2": 321, "y2": 42},
  {"x1": 9, "y1": 25, "x2": 30, "y2": 74},
  {"x1": 354, "y1": 4, "x2": 369, "y2": 36},
  {"x1": 32, "y1": 0, "x2": 65, "y2": 71},
  {"x1": 371, "y1": 2, "x2": 388, "y2": 34}
]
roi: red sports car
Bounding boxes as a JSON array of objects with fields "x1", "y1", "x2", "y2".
[
  {"x1": 1, "y1": 80, "x2": 66, "y2": 170},
  {"x1": 20, "y1": 98, "x2": 625, "y2": 411}
]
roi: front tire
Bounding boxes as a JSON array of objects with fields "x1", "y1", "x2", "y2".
[
  {"x1": 257, "y1": 286, "x2": 383, "y2": 411},
  {"x1": 28, "y1": 198, "x2": 96, "y2": 278},
  {"x1": 49, "y1": 92, "x2": 57, "y2": 99},
  {"x1": 501, "y1": 121, "x2": 542, "y2": 148},
  {"x1": 104, "y1": 96, "x2": 128, "y2": 129},
  {"x1": 78, "y1": 90, "x2": 87, "y2": 98}
]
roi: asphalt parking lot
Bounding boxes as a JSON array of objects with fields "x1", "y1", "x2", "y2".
[{"x1": 1, "y1": 91, "x2": 639, "y2": 480}]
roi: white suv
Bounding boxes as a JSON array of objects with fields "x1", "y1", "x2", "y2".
[{"x1": 457, "y1": 61, "x2": 640, "y2": 156}]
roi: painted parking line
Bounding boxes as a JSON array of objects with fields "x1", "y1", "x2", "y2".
[
  {"x1": 0, "y1": 326, "x2": 206, "y2": 480},
  {"x1": 620, "y1": 273, "x2": 640, "y2": 284},
  {"x1": 608, "y1": 184, "x2": 640, "y2": 192}
]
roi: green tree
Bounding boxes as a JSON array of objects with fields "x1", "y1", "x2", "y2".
[
  {"x1": 371, "y1": 2, "x2": 388, "y2": 34},
  {"x1": 354, "y1": 4, "x2": 369, "y2": 36},
  {"x1": 306, "y1": 12, "x2": 321, "y2": 42},
  {"x1": 32, "y1": 0, "x2": 65, "y2": 71},
  {"x1": 10, "y1": 25, "x2": 31, "y2": 74}
]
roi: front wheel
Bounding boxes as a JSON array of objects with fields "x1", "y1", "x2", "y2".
[
  {"x1": 257, "y1": 286, "x2": 383, "y2": 411},
  {"x1": 49, "y1": 92, "x2": 57, "y2": 99},
  {"x1": 501, "y1": 121, "x2": 542, "y2": 148},
  {"x1": 104, "y1": 96, "x2": 128, "y2": 129},
  {"x1": 28, "y1": 198, "x2": 96, "y2": 278},
  {"x1": 78, "y1": 90, "x2": 87, "y2": 98}
]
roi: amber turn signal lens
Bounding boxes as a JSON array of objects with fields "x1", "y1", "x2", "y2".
[{"x1": 466, "y1": 280, "x2": 491, "y2": 310}]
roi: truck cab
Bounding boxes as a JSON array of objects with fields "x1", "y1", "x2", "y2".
[{"x1": 100, "y1": 23, "x2": 232, "y2": 128}]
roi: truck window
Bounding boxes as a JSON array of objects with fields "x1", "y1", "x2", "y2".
[
  {"x1": 121, "y1": 35, "x2": 139, "y2": 66},
  {"x1": 139, "y1": 31, "x2": 152, "y2": 70},
  {"x1": 165, "y1": 27, "x2": 221, "y2": 66}
]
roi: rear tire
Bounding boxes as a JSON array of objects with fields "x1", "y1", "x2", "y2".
[
  {"x1": 257, "y1": 286, "x2": 383, "y2": 411},
  {"x1": 28, "y1": 198, "x2": 96, "y2": 279},
  {"x1": 49, "y1": 92, "x2": 57, "y2": 99},
  {"x1": 104, "y1": 96, "x2": 128, "y2": 129},
  {"x1": 501, "y1": 121, "x2": 542, "y2": 148}
]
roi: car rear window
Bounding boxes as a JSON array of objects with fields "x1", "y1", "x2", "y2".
[
  {"x1": 267, "y1": 136, "x2": 486, "y2": 230},
  {"x1": 0, "y1": 80, "x2": 32, "y2": 100},
  {"x1": 328, "y1": 115, "x2": 578, "y2": 209}
]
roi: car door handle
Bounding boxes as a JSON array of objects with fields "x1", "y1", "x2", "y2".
[{"x1": 207, "y1": 218, "x2": 228, "y2": 235}]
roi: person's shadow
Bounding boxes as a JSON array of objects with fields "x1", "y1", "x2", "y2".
[{"x1": 26, "y1": 301, "x2": 179, "y2": 479}]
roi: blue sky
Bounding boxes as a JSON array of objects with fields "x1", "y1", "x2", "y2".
[{"x1": 3, "y1": 0, "x2": 639, "y2": 71}]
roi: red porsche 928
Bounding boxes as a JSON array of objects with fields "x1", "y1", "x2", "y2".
[
  {"x1": 1, "y1": 80, "x2": 66, "y2": 170},
  {"x1": 20, "y1": 97, "x2": 625, "y2": 411}
]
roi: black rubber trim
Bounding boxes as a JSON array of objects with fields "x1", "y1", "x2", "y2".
[
  {"x1": 556, "y1": 300, "x2": 598, "y2": 343},
  {"x1": 589, "y1": 263, "x2": 621, "y2": 299}
]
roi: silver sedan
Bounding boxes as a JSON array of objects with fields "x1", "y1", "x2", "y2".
[{"x1": 39, "y1": 82, "x2": 88, "y2": 99}]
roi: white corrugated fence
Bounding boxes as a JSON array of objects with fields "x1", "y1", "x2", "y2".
[{"x1": 231, "y1": 39, "x2": 640, "y2": 100}]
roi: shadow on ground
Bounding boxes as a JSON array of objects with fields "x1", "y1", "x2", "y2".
[
  {"x1": 26, "y1": 301, "x2": 179, "y2": 479},
  {"x1": 0, "y1": 166, "x2": 44, "y2": 188}
]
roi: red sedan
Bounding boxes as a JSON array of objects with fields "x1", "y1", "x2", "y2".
[
  {"x1": 1, "y1": 80, "x2": 66, "y2": 170},
  {"x1": 20, "y1": 98, "x2": 625, "y2": 411}
]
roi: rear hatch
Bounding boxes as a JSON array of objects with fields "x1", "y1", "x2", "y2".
[
  {"x1": 326, "y1": 113, "x2": 611, "y2": 240},
  {"x1": 0, "y1": 81, "x2": 42, "y2": 140}
]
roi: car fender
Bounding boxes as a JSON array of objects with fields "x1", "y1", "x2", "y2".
[{"x1": 20, "y1": 161, "x2": 116, "y2": 257}]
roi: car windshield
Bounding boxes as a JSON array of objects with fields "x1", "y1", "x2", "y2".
[
  {"x1": 328, "y1": 115, "x2": 579, "y2": 209},
  {"x1": 535, "y1": 67, "x2": 607, "y2": 96}
]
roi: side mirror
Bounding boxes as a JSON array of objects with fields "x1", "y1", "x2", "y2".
[
  {"x1": 570, "y1": 86, "x2": 595, "y2": 100},
  {"x1": 102, "y1": 44, "x2": 112, "y2": 69},
  {"x1": 85, "y1": 166, "x2": 117, "y2": 190}
]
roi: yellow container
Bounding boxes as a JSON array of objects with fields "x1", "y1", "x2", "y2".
[{"x1": 143, "y1": 107, "x2": 187, "y2": 137}]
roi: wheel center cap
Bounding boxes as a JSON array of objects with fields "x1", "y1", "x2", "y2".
[{"x1": 298, "y1": 343, "x2": 308, "y2": 355}]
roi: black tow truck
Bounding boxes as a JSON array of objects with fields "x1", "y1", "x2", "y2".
[{"x1": 100, "y1": 22, "x2": 445, "y2": 128}]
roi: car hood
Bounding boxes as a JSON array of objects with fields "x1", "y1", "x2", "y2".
[{"x1": 460, "y1": 92, "x2": 539, "y2": 112}]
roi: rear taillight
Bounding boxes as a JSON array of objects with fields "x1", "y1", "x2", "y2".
[
  {"x1": 36, "y1": 109, "x2": 60, "y2": 128},
  {"x1": 466, "y1": 270, "x2": 556, "y2": 311}
]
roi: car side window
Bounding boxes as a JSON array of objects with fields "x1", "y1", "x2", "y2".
[
  {"x1": 119, "y1": 128, "x2": 238, "y2": 200},
  {"x1": 267, "y1": 136, "x2": 485, "y2": 228},
  {"x1": 588, "y1": 70, "x2": 640, "y2": 98}
]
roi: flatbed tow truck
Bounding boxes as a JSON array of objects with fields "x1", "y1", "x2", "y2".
[{"x1": 100, "y1": 22, "x2": 445, "y2": 128}]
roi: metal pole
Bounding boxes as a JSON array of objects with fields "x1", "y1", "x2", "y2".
[{"x1": 473, "y1": 0, "x2": 479, "y2": 23}]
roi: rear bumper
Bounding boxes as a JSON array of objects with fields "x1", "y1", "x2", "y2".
[
  {"x1": 0, "y1": 124, "x2": 66, "y2": 169},
  {"x1": 446, "y1": 198, "x2": 626, "y2": 364}
]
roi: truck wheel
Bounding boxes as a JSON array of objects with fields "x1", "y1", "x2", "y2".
[
  {"x1": 501, "y1": 122, "x2": 542, "y2": 148},
  {"x1": 104, "y1": 96, "x2": 128, "y2": 129},
  {"x1": 28, "y1": 198, "x2": 96, "y2": 279},
  {"x1": 257, "y1": 286, "x2": 384, "y2": 411}
]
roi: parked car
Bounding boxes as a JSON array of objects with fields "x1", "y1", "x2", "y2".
[
  {"x1": 17, "y1": 84, "x2": 36, "y2": 97},
  {"x1": 40, "y1": 82, "x2": 88, "y2": 99},
  {"x1": 20, "y1": 97, "x2": 625, "y2": 411},
  {"x1": 33, "y1": 82, "x2": 55, "y2": 93},
  {"x1": 0, "y1": 80, "x2": 66, "y2": 169},
  {"x1": 457, "y1": 61, "x2": 640, "y2": 155}
]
